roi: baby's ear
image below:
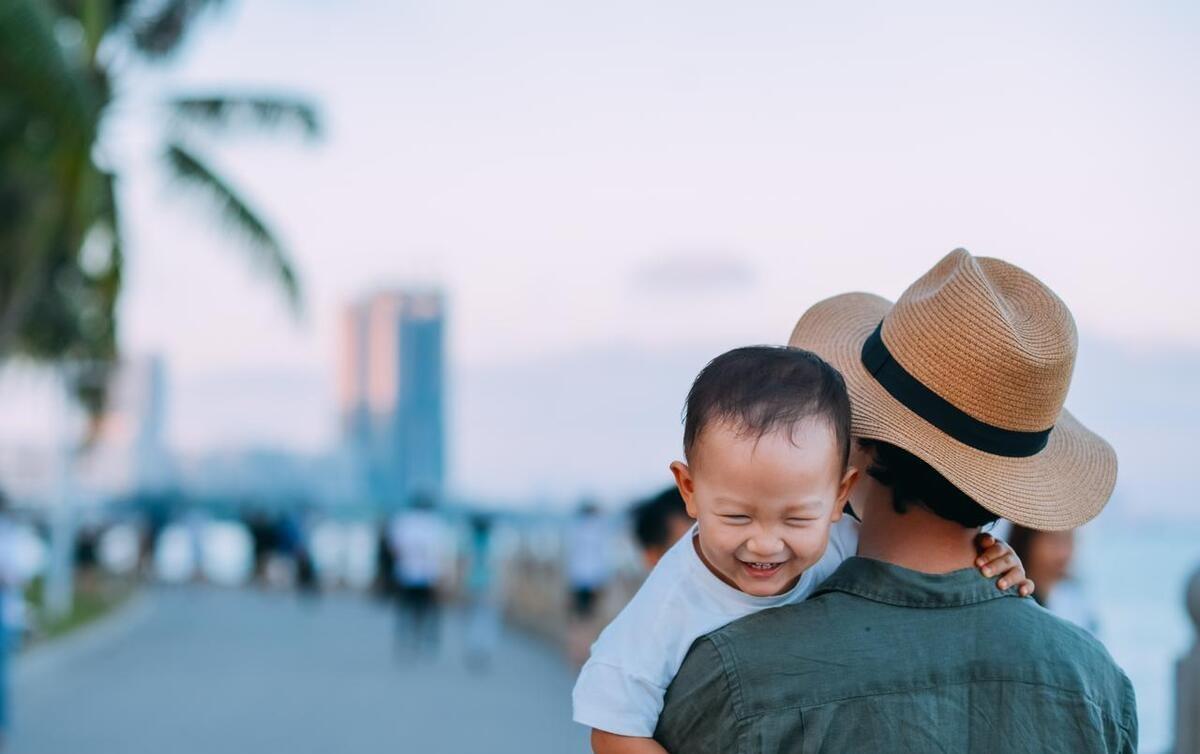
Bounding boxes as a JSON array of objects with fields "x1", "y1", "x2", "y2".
[
  {"x1": 669, "y1": 461, "x2": 698, "y2": 518},
  {"x1": 839, "y1": 465, "x2": 860, "y2": 499},
  {"x1": 829, "y1": 467, "x2": 859, "y2": 522}
]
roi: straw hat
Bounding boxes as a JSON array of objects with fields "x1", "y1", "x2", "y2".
[{"x1": 788, "y1": 249, "x2": 1116, "y2": 531}]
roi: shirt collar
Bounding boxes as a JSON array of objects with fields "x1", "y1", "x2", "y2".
[{"x1": 813, "y1": 556, "x2": 1024, "y2": 608}]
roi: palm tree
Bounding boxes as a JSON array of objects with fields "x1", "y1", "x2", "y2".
[{"x1": 0, "y1": 0, "x2": 320, "y2": 414}]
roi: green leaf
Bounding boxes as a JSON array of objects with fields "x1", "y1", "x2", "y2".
[
  {"x1": 0, "y1": 0, "x2": 97, "y2": 145},
  {"x1": 163, "y1": 141, "x2": 301, "y2": 312},
  {"x1": 169, "y1": 94, "x2": 321, "y2": 139}
]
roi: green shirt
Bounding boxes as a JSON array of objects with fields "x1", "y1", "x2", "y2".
[{"x1": 655, "y1": 557, "x2": 1137, "y2": 753}]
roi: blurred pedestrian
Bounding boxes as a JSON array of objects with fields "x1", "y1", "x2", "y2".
[
  {"x1": 1009, "y1": 524, "x2": 1099, "y2": 634},
  {"x1": 388, "y1": 495, "x2": 448, "y2": 657},
  {"x1": 631, "y1": 487, "x2": 693, "y2": 570},
  {"x1": 276, "y1": 509, "x2": 319, "y2": 596},
  {"x1": 373, "y1": 516, "x2": 396, "y2": 602},
  {"x1": 564, "y1": 502, "x2": 613, "y2": 665},
  {"x1": 0, "y1": 493, "x2": 27, "y2": 749},
  {"x1": 294, "y1": 510, "x2": 320, "y2": 599},
  {"x1": 565, "y1": 502, "x2": 613, "y2": 624},
  {"x1": 245, "y1": 508, "x2": 278, "y2": 586},
  {"x1": 73, "y1": 522, "x2": 100, "y2": 593},
  {"x1": 138, "y1": 495, "x2": 170, "y2": 577},
  {"x1": 464, "y1": 513, "x2": 500, "y2": 670}
]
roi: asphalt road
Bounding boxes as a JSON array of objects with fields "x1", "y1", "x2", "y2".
[{"x1": 10, "y1": 587, "x2": 589, "y2": 754}]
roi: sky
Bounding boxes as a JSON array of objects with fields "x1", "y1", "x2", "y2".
[{"x1": 73, "y1": 0, "x2": 1200, "y2": 504}]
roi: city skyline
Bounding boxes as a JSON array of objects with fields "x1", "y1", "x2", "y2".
[{"x1": 6, "y1": 0, "x2": 1192, "y2": 508}]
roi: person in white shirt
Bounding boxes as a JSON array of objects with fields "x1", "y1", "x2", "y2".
[
  {"x1": 566, "y1": 503, "x2": 613, "y2": 623},
  {"x1": 388, "y1": 496, "x2": 449, "y2": 655},
  {"x1": 572, "y1": 347, "x2": 1032, "y2": 754},
  {"x1": 0, "y1": 493, "x2": 31, "y2": 746}
]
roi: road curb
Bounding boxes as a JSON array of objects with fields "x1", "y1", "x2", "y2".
[{"x1": 14, "y1": 591, "x2": 154, "y2": 685}]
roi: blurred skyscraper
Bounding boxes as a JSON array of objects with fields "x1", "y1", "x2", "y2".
[{"x1": 339, "y1": 289, "x2": 446, "y2": 506}]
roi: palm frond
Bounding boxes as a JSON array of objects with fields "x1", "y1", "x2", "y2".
[
  {"x1": 163, "y1": 142, "x2": 301, "y2": 311},
  {"x1": 94, "y1": 169, "x2": 124, "y2": 309},
  {"x1": 132, "y1": 0, "x2": 227, "y2": 59},
  {"x1": 169, "y1": 94, "x2": 321, "y2": 139}
]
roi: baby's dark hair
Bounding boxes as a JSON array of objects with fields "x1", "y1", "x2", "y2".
[{"x1": 682, "y1": 346, "x2": 851, "y2": 468}]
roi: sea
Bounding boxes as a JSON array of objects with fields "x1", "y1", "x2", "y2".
[{"x1": 1075, "y1": 514, "x2": 1198, "y2": 754}]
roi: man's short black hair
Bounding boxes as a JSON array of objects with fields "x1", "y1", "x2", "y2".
[
  {"x1": 632, "y1": 487, "x2": 690, "y2": 551},
  {"x1": 683, "y1": 346, "x2": 851, "y2": 469},
  {"x1": 858, "y1": 439, "x2": 999, "y2": 528}
]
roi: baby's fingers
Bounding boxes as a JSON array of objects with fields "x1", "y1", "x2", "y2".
[
  {"x1": 980, "y1": 552, "x2": 1017, "y2": 580},
  {"x1": 975, "y1": 543, "x2": 1008, "y2": 568},
  {"x1": 974, "y1": 533, "x2": 997, "y2": 551}
]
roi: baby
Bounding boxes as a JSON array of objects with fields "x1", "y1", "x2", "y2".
[{"x1": 572, "y1": 346, "x2": 1031, "y2": 753}]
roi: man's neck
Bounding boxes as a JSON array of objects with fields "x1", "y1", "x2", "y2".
[{"x1": 856, "y1": 495, "x2": 982, "y2": 574}]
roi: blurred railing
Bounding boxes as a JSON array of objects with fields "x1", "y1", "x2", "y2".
[{"x1": 502, "y1": 523, "x2": 643, "y2": 664}]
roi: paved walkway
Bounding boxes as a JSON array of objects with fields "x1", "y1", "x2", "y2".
[{"x1": 10, "y1": 588, "x2": 589, "y2": 754}]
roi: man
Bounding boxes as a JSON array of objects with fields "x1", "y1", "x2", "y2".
[
  {"x1": 388, "y1": 495, "x2": 449, "y2": 655},
  {"x1": 566, "y1": 502, "x2": 614, "y2": 623},
  {"x1": 654, "y1": 250, "x2": 1137, "y2": 753},
  {"x1": 630, "y1": 487, "x2": 693, "y2": 570},
  {"x1": 0, "y1": 492, "x2": 30, "y2": 750}
]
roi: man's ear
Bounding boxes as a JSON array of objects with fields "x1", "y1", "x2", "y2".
[
  {"x1": 830, "y1": 466, "x2": 860, "y2": 522},
  {"x1": 669, "y1": 461, "x2": 699, "y2": 519}
]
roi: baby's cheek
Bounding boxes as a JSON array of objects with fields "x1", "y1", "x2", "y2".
[{"x1": 791, "y1": 534, "x2": 830, "y2": 566}]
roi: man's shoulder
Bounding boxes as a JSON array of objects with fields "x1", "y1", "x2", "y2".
[
  {"x1": 708, "y1": 587, "x2": 1122, "y2": 667},
  {"x1": 695, "y1": 587, "x2": 1133, "y2": 717},
  {"x1": 1006, "y1": 598, "x2": 1135, "y2": 699}
]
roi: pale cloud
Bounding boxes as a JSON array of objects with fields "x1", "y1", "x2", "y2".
[{"x1": 630, "y1": 251, "x2": 757, "y2": 295}]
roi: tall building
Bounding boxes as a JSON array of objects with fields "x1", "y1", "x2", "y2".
[{"x1": 339, "y1": 289, "x2": 446, "y2": 506}]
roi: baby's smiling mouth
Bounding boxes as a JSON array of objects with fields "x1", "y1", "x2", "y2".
[{"x1": 739, "y1": 559, "x2": 786, "y2": 577}]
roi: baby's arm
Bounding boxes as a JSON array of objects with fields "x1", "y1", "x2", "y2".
[
  {"x1": 574, "y1": 580, "x2": 679, "y2": 752},
  {"x1": 592, "y1": 729, "x2": 669, "y2": 754}
]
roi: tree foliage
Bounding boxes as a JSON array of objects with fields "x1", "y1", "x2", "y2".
[{"x1": 0, "y1": 0, "x2": 320, "y2": 414}]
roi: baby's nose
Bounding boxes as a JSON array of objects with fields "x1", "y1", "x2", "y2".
[{"x1": 745, "y1": 534, "x2": 783, "y2": 557}]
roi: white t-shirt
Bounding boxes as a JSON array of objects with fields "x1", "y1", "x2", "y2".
[
  {"x1": 388, "y1": 510, "x2": 448, "y2": 587},
  {"x1": 572, "y1": 516, "x2": 860, "y2": 737},
  {"x1": 566, "y1": 515, "x2": 613, "y2": 589}
]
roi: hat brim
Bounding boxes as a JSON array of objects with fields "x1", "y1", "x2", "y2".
[{"x1": 789, "y1": 292, "x2": 1117, "y2": 531}]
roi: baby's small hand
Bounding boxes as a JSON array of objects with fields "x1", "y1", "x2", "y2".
[{"x1": 974, "y1": 533, "x2": 1035, "y2": 598}]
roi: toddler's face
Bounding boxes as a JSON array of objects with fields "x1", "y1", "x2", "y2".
[{"x1": 672, "y1": 418, "x2": 856, "y2": 597}]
